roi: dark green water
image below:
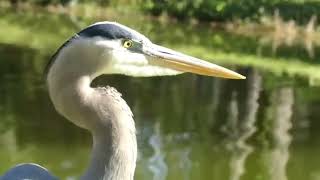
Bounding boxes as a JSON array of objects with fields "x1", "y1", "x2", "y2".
[{"x1": 1, "y1": 8, "x2": 320, "y2": 180}]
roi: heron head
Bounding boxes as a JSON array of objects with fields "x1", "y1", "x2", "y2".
[{"x1": 47, "y1": 22, "x2": 245, "y2": 80}]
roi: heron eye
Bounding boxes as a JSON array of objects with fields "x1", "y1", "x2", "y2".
[{"x1": 123, "y1": 40, "x2": 133, "y2": 48}]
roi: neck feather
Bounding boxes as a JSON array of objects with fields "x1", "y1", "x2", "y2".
[
  {"x1": 82, "y1": 127, "x2": 137, "y2": 180},
  {"x1": 47, "y1": 42, "x2": 137, "y2": 180}
]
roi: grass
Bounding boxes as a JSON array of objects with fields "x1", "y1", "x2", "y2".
[{"x1": 170, "y1": 45, "x2": 320, "y2": 85}]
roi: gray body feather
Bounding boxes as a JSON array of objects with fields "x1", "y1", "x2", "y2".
[{"x1": 0, "y1": 163, "x2": 57, "y2": 180}]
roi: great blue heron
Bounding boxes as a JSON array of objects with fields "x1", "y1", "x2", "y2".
[{"x1": 1, "y1": 22, "x2": 245, "y2": 180}]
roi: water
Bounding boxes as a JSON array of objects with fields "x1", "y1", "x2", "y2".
[{"x1": 1, "y1": 8, "x2": 320, "y2": 180}]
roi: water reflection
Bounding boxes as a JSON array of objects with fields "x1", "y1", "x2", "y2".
[
  {"x1": 148, "y1": 122, "x2": 168, "y2": 180},
  {"x1": 268, "y1": 87, "x2": 293, "y2": 180},
  {"x1": 1, "y1": 27, "x2": 320, "y2": 180},
  {"x1": 223, "y1": 70, "x2": 261, "y2": 180}
]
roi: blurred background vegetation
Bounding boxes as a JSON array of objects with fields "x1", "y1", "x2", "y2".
[
  {"x1": 1, "y1": 0, "x2": 320, "y2": 180},
  {"x1": 2, "y1": 0, "x2": 320, "y2": 82},
  {"x1": 3, "y1": 0, "x2": 320, "y2": 24}
]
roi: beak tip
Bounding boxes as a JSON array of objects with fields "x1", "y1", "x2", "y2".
[
  {"x1": 237, "y1": 74, "x2": 246, "y2": 80},
  {"x1": 226, "y1": 72, "x2": 246, "y2": 80}
]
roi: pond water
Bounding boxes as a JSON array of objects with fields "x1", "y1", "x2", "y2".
[{"x1": 1, "y1": 8, "x2": 320, "y2": 180}]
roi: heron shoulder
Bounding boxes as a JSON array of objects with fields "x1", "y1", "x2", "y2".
[{"x1": 1, "y1": 163, "x2": 57, "y2": 180}]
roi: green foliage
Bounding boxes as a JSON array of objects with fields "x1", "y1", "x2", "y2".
[
  {"x1": 7, "y1": 0, "x2": 111, "y2": 6},
  {"x1": 7, "y1": 0, "x2": 72, "y2": 6},
  {"x1": 140, "y1": 0, "x2": 320, "y2": 23},
  {"x1": 5, "y1": 0, "x2": 320, "y2": 23}
]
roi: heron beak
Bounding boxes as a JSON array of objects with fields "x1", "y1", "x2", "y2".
[{"x1": 143, "y1": 44, "x2": 246, "y2": 79}]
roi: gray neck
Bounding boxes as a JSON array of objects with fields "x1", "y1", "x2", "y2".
[
  {"x1": 47, "y1": 41, "x2": 137, "y2": 180},
  {"x1": 82, "y1": 127, "x2": 137, "y2": 180}
]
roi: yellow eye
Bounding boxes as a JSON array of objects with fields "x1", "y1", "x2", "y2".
[{"x1": 123, "y1": 40, "x2": 133, "y2": 48}]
